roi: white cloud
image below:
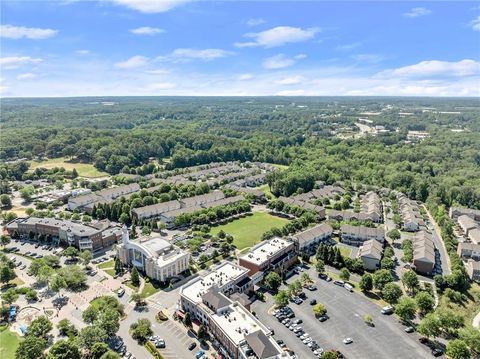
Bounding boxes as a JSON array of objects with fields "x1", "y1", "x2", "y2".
[
  {"x1": 336, "y1": 42, "x2": 361, "y2": 51},
  {"x1": 0, "y1": 24, "x2": 58, "y2": 39},
  {"x1": 294, "y1": 54, "x2": 307, "y2": 60},
  {"x1": 130, "y1": 27, "x2": 165, "y2": 35},
  {"x1": 275, "y1": 76, "x2": 304, "y2": 85},
  {"x1": 381, "y1": 59, "x2": 480, "y2": 78},
  {"x1": 238, "y1": 73, "x2": 254, "y2": 81},
  {"x1": 146, "y1": 69, "x2": 170, "y2": 75},
  {"x1": 76, "y1": 50, "x2": 90, "y2": 55},
  {"x1": 235, "y1": 26, "x2": 319, "y2": 48},
  {"x1": 352, "y1": 54, "x2": 385, "y2": 63},
  {"x1": 0, "y1": 56, "x2": 42, "y2": 69},
  {"x1": 403, "y1": 7, "x2": 432, "y2": 18},
  {"x1": 262, "y1": 54, "x2": 296, "y2": 69},
  {"x1": 246, "y1": 18, "x2": 265, "y2": 27},
  {"x1": 17, "y1": 73, "x2": 37, "y2": 80},
  {"x1": 166, "y1": 48, "x2": 233, "y2": 61},
  {"x1": 111, "y1": 0, "x2": 190, "y2": 13},
  {"x1": 114, "y1": 55, "x2": 148, "y2": 69},
  {"x1": 470, "y1": 16, "x2": 480, "y2": 31}
]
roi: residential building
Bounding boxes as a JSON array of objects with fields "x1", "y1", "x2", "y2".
[
  {"x1": 328, "y1": 210, "x2": 378, "y2": 222},
  {"x1": 449, "y1": 207, "x2": 480, "y2": 221},
  {"x1": 179, "y1": 191, "x2": 226, "y2": 208},
  {"x1": 68, "y1": 183, "x2": 140, "y2": 211},
  {"x1": 291, "y1": 223, "x2": 333, "y2": 253},
  {"x1": 117, "y1": 227, "x2": 190, "y2": 282},
  {"x1": 5, "y1": 217, "x2": 121, "y2": 251},
  {"x1": 412, "y1": 231, "x2": 435, "y2": 275},
  {"x1": 457, "y1": 242, "x2": 480, "y2": 261},
  {"x1": 357, "y1": 239, "x2": 383, "y2": 271},
  {"x1": 457, "y1": 215, "x2": 479, "y2": 236},
  {"x1": 466, "y1": 261, "x2": 480, "y2": 282},
  {"x1": 340, "y1": 225, "x2": 385, "y2": 246},
  {"x1": 131, "y1": 200, "x2": 182, "y2": 221},
  {"x1": 468, "y1": 228, "x2": 480, "y2": 245},
  {"x1": 238, "y1": 237, "x2": 297, "y2": 276},
  {"x1": 360, "y1": 191, "x2": 383, "y2": 223},
  {"x1": 277, "y1": 196, "x2": 326, "y2": 218},
  {"x1": 397, "y1": 192, "x2": 424, "y2": 232}
]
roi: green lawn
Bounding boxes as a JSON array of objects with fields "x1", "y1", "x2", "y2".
[
  {"x1": 256, "y1": 184, "x2": 275, "y2": 198},
  {"x1": 209, "y1": 212, "x2": 290, "y2": 250},
  {"x1": 336, "y1": 245, "x2": 353, "y2": 258},
  {"x1": 141, "y1": 280, "x2": 161, "y2": 297},
  {"x1": 104, "y1": 269, "x2": 116, "y2": 277},
  {"x1": 98, "y1": 260, "x2": 114, "y2": 269},
  {"x1": 0, "y1": 326, "x2": 21, "y2": 359},
  {"x1": 28, "y1": 157, "x2": 108, "y2": 178}
]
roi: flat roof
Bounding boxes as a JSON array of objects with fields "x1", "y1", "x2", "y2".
[{"x1": 240, "y1": 237, "x2": 292, "y2": 266}]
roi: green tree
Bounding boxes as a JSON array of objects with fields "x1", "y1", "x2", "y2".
[
  {"x1": 458, "y1": 326, "x2": 480, "y2": 354},
  {"x1": 446, "y1": 339, "x2": 471, "y2": 359},
  {"x1": 0, "y1": 264, "x2": 16, "y2": 285},
  {"x1": 274, "y1": 290, "x2": 289, "y2": 308},
  {"x1": 184, "y1": 312, "x2": 192, "y2": 327},
  {"x1": 79, "y1": 250, "x2": 92, "y2": 266},
  {"x1": 78, "y1": 326, "x2": 107, "y2": 350},
  {"x1": 382, "y1": 283, "x2": 403, "y2": 305},
  {"x1": 130, "y1": 318, "x2": 152, "y2": 344},
  {"x1": 28, "y1": 315, "x2": 53, "y2": 339},
  {"x1": 300, "y1": 272, "x2": 312, "y2": 285},
  {"x1": 99, "y1": 351, "x2": 121, "y2": 359},
  {"x1": 63, "y1": 246, "x2": 79, "y2": 260},
  {"x1": 359, "y1": 273, "x2": 373, "y2": 292},
  {"x1": 387, "y1": 229, "x2": 401, "y2": 241},
  {"x1": 395, "y1": 297, "x2": 417, "y2": 323},
  {"x1": 372, "y1": 269, "x2": 393, "y2": 290},
  {"x1": 0, "y1": 235, "x2": 11, "y2": 248},
  {"x1": 131, "y1": 291, "x2": 145, "y2": 306},
  {"x1": 57, "y1": 319, "x2": 78, "y2": 337},
  {"x1": 315, "y1": 259, "x2": 325, "y2": 274},
  {"x1": 46, "y1": 339, "x2": 81, "y2": 359},
  {"x1": 417, "y1": 313, "x2": 441, "y2": 339},
  {"x1": 20, "y1": 185, "x2": 35, "y2": 202},
  {"x1": 415, "y1": 292, "x2": 435, "y2": 316},
  {"x1": 0, "y1": 194, "x2": 12, "y2": 207},
  {"x1": 114, "y1": 257, "x2": 123, "y2": 274},
  {"x1": 401, "y1": 270, "x2": 419, "y2": 293},
  {"x1": 312, "y1": 303, "x2": 327, "y2": 317},
  {"x1": 321, "y1": 351, "x2": 339, "y2": 359},
  {"x1": 1, "y1": 287, "x2": 19, "y2": 304},
  {"x1": 51, "y1": 274, "x2": 67, "y2": 297},
  {"x1": 339, "y1": 268, "x2": 350, "y2": 282},
  {"x1": 15, "y1": 336, "x2": 47, "y2": 359},
  {"x1": 57, "y1": 265, "x2": 87, "y2": 291},
  {"x1": 264, "y1": 272, "x2": 282, "y2": 292},
  {"x1": 91, "y1": 342, "x2": 110, "y2": 359},
  {"x1": 131, "y1": 266, "x2": 140, "y2": 287},
  {"x1": 436, "y1": 307, "x2": 464, "y2": 335}
]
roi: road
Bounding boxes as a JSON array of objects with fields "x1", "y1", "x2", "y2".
[
  {"x1": 252, "y1": 269, "x2": 436, "y2": 359},
  {"x1": 423, "y1": 205, "x2": 451, "y2": 276}
]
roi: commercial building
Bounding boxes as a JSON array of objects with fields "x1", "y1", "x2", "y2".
[
  {"x1": 412, "y1": 231, "x2": 435, "y2": 275},
  {"x1": 457, "y1": 242, "x2": 480, "y2": 261},
  {"x1": 117, "y1": 227, "x2": 190, "y2": 282},
  {"x1": 238, "y1": 237, "x2": 297, "y2": 276},
  {"x1": 5, "y1": 217, "x2": 121, "y2": 251},
  {"x1": 340, "y1": 225, "x2": 385, "y2": 246},
  {"x1": 357, "y1": 239, "x2": 383, "y2": 271},
  {"x1": 291, "y1": 223, "x2": 333, "y2": 254}
]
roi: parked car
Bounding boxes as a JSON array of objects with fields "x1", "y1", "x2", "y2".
[
  {"x1": 310, "y1": 299, "x2": 317, "y2": 305},
  {"x1": 188, "y1": 342, "x2": 197, "y2": 351},
  {"x1": 381, "y1": 306, "x2": 394, "y2": 315},
  {"x1": 333, "y1": 280, "x2": 345, "y2": 287},
  {"x1": 318, "y1": 315, "x2": 328, "y2": 322},
  {"x1": 431, "y1": 348, "x2": 443, "y2": 357},
  {"x1": 342, "y1": 338, "x2": 353, "y2": 345},
  {"x1": 405, "y1": 326, "x2": 415, "y2": 333},
  {"x1": 307, "y1": 285, "x2": 317, "y2": 291},
  {"x1": 117, "y1": 288, "x2": 125, "y2": 297}
]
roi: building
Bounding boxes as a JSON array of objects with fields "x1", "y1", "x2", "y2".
[
  {"x1": 357, "y1": 239, "x2": 383, "y2": 271},
  {"x1": 327, "y1": 210, "x2": 378, "y2": 222},
  {"x1": 5, "y1": 217, "x2": 121, "y2": 251},
  {"x1": 291, "y1": 223, "x2": 333, "y2": 254},
  {"x1": 117, "y1": 227, "x2": 190, "y2": 282},
  {"x1": 468, "y1": 228, "x2": 480, "y2": 245},
  {"x1": 131, "y1": 200, "x2": 182, "y2": 221},
  {"x1": 277, "y1": 196, "x2": 326, "y2": 218},
  {"x1": 397, "y1": 192, "x2": 424, "y2": 232},
  {"x1": 360, "y1": 191, "x2": 383, "y2": 223},
  {"x1": 457, "y1": 242, "x2": 480, "y2": 261},
  {"x1": 449, "y1": 207, "x2": 480, "y2": 221},
  {"x1": 340, "y1": 225, "x2": 385, "y2": 246},
  {"x1": 457, "y1": 215, "x2": 479, "y2": 236},
  {"x1": 466, "y1": 261, "x2": 480, "y2": 282},
  {"x1": 238, "y1": 237, "x2": 297, "y2": 276},
  {"x1": 412, "y1": 231, "x2": 435, "y2": 275},
  {"x1": 68, "y1": 183, "x2": 140, "y2": 211}
]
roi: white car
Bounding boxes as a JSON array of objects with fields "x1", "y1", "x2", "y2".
[
  {"x1": 314, "y1": 348, "x2": 324, "y2": 356},
  {"x1": 302, "y1": 338, "x2": 312, "y2": 344},
  {"x1": 343, "y1": 338, "x2": 353, "y2": 344}
]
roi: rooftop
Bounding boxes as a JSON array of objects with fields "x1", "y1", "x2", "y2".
[{"x1": 240, "y1": 237, "x2": 293, "y2": 266}]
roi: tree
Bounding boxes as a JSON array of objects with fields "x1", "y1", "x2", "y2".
[
  {"x1": 51, "y1": 274, "x2": 67, "y2": 297},
  {"x1": 158, "y1": 221, "x2": 167, "y2": 234},
  {"x1": 184, "y1": 312, "x2": 192, "y2": 327},
  {"x1": 130, "y1": 318, "x2": 152, "y2": 344},
  {"x1": 78, "y1": 325, "x2": 107, "y2": 350},
  {"x1": 382, "y1": 283, "x2": 403, "y2": 305},
  {"x1": 372, "y1": 269, "x2": 393, "y2": 290},
  {"x1": 401, "y1": 270, "x2": 419, "y2": 293},
  {"x1": 131, "y1": 266, "x2": 140, "y2": 287},
  {"x1": 359, "y1": 273, "x2": 373, "y2": 292},
  {"x1": 91, "y1": 342, "x2": 110, "y2": 359},
  {"x1": 417, "y1": 313, "x2": 441, "y2": 339},
  {"x1": 28, "y1": 315, "x2": 53, "y2": 339},
  {"x1": 63, "y1": 246, "x2": 79, "y2": 260},
  {"x1": 131, "y1": 292, "x2": 145, "y2": 307},
  {"x1": 0, "y1": 194, "x2": 12, "y2": 207},
  {"x1": 321, "y1": 351, "x2": 340, "y2": 359},
  {"x1": 387, "y1": 229, "x2": 401, "y2": 241},
  {"x1": 339, "y1": 268, "x2": 350, "y2": 282},
  {"x1": 57, "y1": 319, "x2": 78, "y2": 337},
  {"x1": 312, "y1": 303, "x2": 327, "y2": 317},
  {"x1": 79, "y1": 250, "x2": 92, "y2": 266},
  {"x1": 395, "y1": 297, "x2": 417, "y2": 323},
  {"x1": 0, "y1": 264, "x2": 16, "y2": 285},
  {"x1": 458, "y1": 326, "x2": 480, "y2": 354},
  {"x1": 99, "y1": 351, "x2": 121, "y2": 359},
  {"x1": 363, "y1": 314, "x2": 373, "y2": 325},
  {"x1": 20, "y1": 185, "x2": 35, "y2": 202},
  {"x1": 57, "y1": 265, "x2": 87, "y2": 291},
  {"x1": 264, "y1": 272, "x2": 282, "y2": 292},
  {"x1": 47, "y1": 339, "x2": 80, "y2": 359},
  {"x1": 96, "y1": 308, "x2": 120, "y2": 337},
  {"x1": 300, "y1": 272, "x2": 312, "y2": 285},
  {"x1": 436, "y1": 307, "x2": 464, "y2": 335},
  {"x1": 36, "y1": 265, "x2": 54, "y2": 286},
  {"x1": 1, "y1": 235, "x2": 11, "y2": 248},
  {"x1": 274, "y1": 290, "x2": 289, "y2": 308},
  {"x1": 1, "y1": 287, "x2": 19, "y2": 304},
  {"x1": 315, "y1": 259, "x2": 325, "y2": 274},
  {"x1": 114, "y1": 257, "x2": 123, "y2": 274},
  {"x1": 415, "y1": 292, "x2": 435, "y2": 315},
  {"x1": 15, "y1": 336, "x2": 47, "y2": 359},
  {"x1": 446, "y1": 339, "x2": 471, "y2": 359}
]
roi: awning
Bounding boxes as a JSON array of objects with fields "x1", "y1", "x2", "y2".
[
  {"x1": 191, "y1": 319, "x2": 202, "y2": 334},
  {"x1": 176, "y1": 310, "x2": 186, "y2": 319}
]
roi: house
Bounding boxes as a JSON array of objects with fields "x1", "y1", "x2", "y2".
[
  {"x1": 179, "y1": 191, "x2": 225, "y2": 207},
  {"x1": 68, "y1": 183, "x2": 140, "y2": 211},
  {"x1": 277, "y1": 196, "x2": 326, "y2": 219},
  {"x1": 457, "y1": 215, "x2": 479, "y2": 236},
  {"x1": 131, "y1": 200, "x2": 182, "y2": 221},
  {"x1": 449, "y1": 207, "x2": 480, "y2": 221},
  {"x1": 412, "y1": 231, "x2": 435, "y2": 275},
  {"x1": 291, "y1": 223, "x2": 333, "y2": 253},
  {"x1": 357, "y1": 239, "x2": 384, "y2": 271},
  {"x1": 238, "y1": 237, "x2": 297, "y2": 276},
  {"x1": 340, "y1": 225, "x2": 385, "y2": 246},
  {"x1": 468, "y1": 228, "x2": 480, "y2": 245},
  {"x1": 360, "y1": 191, "x2": 383, "y2": 223},
  {"x1": 457, "y1": 242, "x2": 480, "y2": 261},
  {"x1": 397, "y1": 192, "x2": 424, "y2": 232},
  {"x1": 466, "y1": 261, "x2": 480, "y2": 282},
  {"x1": 116, "y1": 227, "x2": 190, "y2": 282},
  {"x1": 327, "y1": 210, "x2": 377, "y2": 222}
]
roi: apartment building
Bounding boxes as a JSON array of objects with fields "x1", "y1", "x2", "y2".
[
  {"x1": 290, "y1": 223, "x2": 333, "y2": 254},
  {"x1": 457, "y1": 242, "x2": 480, "y2": 261},
  {"x1": 412, "y1": 231, "x2": 436, "y2": 275},
  {"x1": 340, "y1": 225, "x2": 385, "y2": 246},
  {"x1": 68, "y1": 183, "x2": 140, "y2": 211},
  {"x1": 357, "y1": 239, "x2": 384, "y2": 271}
]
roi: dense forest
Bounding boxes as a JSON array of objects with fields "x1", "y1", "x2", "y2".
[{"x1": 1, "y1": 96, "x2": 479, "y2": 209}]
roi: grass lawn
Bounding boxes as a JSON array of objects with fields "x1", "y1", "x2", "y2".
[
  {"x1": 104, "y1": 269, "x2": 116, "y2": 277},
  {"x1": 256, "y1": 184, "x2": 275, "y2": 198},
  {"x1": 0, "y1": 326, "x2": 21, "y2": 359},
  {"x1": 209, "y1": 212, "x2": 290, "y2": 250},
  {"x1": 125, "y1": 280, "x2": 139, "y2": 291},
  {"x1": 28, "y1": 157, "x2": 108, "y2": 178},
  {"x1": 271, "y1": 164, "x2": 289, "y2": 170},
  {"x1": 98, "y1": 259, "x2": 114, "y2": 269},
  {"x1": 141, "y1": 280, "x2": 161, "y2": 298},
  {"x1": 336, "y1": 245, "x2": 352, "y2": 258},
  {"x1": 438, "y1": 282, "x2": 480, "y2": 324}
]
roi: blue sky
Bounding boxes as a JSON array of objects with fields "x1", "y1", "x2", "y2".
[{"x1": 1, "y1": 0, "x2": 479, "y2": 97}]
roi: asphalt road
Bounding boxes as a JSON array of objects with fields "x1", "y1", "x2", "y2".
[{"x1": 252, "y1": 271, "x2": 436, "y2": 359}]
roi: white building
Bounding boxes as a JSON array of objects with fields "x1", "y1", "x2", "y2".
[{"x1": 117, "y1": 227, "x2": 190, "y2": 282}]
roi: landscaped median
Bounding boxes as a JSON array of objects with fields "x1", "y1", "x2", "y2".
[{"x1": 145, "y1": 341, "x2": 165, "y2": 359}]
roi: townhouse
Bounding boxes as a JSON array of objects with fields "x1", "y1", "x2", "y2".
[
  {"x1": 457, "y1": 242, "x2": 480, "y2": 261},
  {"x1": 360, "y1": 191, "x2": 383, "y2": 223},
  {"x1": 466, "y1": 261, "x2": 480, "y2": 282},
  {"x1": 457, "y1": 215, "x2": 479, "y2": 236},
  {"x1": 340, "y1": 224, "x2": 385, "y2": 246},
  {"x1": 411, "y1": 231, "x2": 436, "y2": 275},
  {"x1": 397, "y1": 192, "x2": 424, "y2": 232},
  {"x1": 449, "y1": 207, "x2": 480, "y2": 221},
  {"x1": 68, "y1": 183, "x2": 140, "y2": 211},
  {"x1": 357, "y1": 239, "x2": 384, "y2": 271},
  {"x1": 277, "y1": 196, "x2": 326, "y2": 218},
  {"x1": 290, "y1": 223, "x2": 334, "y2": 254}
]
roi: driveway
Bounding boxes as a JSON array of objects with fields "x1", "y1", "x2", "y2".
[
  {"x1": 252, "y1": 271, "x2": 436, "y2": 358},
  {"x1": 423, "y1": 205, "x2": 451, "y2": 276}
]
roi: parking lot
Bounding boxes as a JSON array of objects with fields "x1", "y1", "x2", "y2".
[{"x1": 252, "y1": 268, "x2": 436, "y2": 359}]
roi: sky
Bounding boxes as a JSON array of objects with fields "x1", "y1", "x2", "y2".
[{"x1": 1, "y1": 0, "x2": 479, "y2": 97}]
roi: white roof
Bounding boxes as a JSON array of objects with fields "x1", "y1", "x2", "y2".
[{"x1": 240, "y1": 237, "x2": 292, "y2": 266}]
